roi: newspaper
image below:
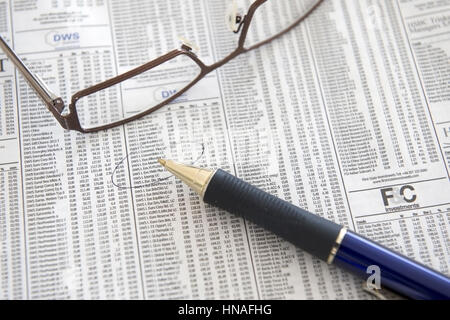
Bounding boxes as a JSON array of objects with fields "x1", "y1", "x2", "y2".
[{"x1": 0, "y1": 0, "x2": 449, "y2": 299}]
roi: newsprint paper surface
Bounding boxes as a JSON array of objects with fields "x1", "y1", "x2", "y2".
[{"x1": 0, "y1": 0, "x2": 449, "y2": 299}]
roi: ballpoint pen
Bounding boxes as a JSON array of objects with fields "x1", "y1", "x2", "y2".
[{"x1": 158, "y1": 159, "x2": 450, "y2": 300}]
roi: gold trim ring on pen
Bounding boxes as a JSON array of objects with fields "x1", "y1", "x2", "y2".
[{"x1": 327, "y1": 228, "x2": 347, "y2": 265}]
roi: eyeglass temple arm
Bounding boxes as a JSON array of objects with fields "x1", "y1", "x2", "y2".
[{"x1": 0, "y1": 36, "x2": 64, "y2": 114}]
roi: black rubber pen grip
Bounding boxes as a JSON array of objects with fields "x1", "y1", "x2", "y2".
[{"x1": 203, "y1": 169, "x2": 343, "y2": 262}]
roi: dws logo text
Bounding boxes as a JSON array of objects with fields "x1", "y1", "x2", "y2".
[{"x1": 46, "y1": 31, "x2": 80, "y2": 47}]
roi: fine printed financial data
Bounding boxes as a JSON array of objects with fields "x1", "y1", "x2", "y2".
[{"x1": 0, "y1": 0, "x2": 449, "y2": 299}]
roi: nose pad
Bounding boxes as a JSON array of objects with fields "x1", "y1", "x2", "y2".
[
  {"x1": 178, "y1": 36, "x2": 199, "y2": 53},
  {"x1": 225, "y1": 0, "x2": 243, "y2": 32}
]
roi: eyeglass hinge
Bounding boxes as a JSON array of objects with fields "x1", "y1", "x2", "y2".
[
  {"x1": 46, "y1": 97, "x2": 69, "y2": 129},
  {"x1": 50, "y1": 97, "x2": 65, "y2": 113}
]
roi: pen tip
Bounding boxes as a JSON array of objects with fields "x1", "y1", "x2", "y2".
[{"x1": 158, "y1": 159, "x2": 167, "y2": 167}]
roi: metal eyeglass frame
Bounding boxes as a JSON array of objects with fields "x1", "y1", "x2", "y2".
[{"x1": 0, "y1": 0, "x2": 323, "y2": 133}]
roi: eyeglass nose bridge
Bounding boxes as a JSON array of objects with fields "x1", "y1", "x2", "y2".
[
  {"x1": 227, "y1": 12, "x2": 245, "y2": 33},
  {"x1": 232, "y1": 15, "x2": 246, "y2": 34},
  {"x1": 226, "y1": 0, "x2": 246, "y2": 33},
  {"x1": 178, "y1": 36, "x2": 200, "y2": 55}
]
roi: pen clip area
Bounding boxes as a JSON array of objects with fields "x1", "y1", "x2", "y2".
[{"x1": 362, "y1": 282, "x2": 405, "y2": 300}]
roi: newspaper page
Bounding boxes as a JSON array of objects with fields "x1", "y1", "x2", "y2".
[{"x1": 0, "y1": 0, "x2": 449, "y2": 299}]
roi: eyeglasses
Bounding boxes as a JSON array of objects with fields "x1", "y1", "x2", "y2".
[{"x1": 0, "y1": 0, "x2": 323, "y2": 133}]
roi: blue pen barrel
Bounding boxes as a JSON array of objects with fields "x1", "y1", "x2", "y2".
[
  {"x1": 203, "y1": 169, "x2": 450, "y2": 300},
  {"x1": 334, "y1": 231, "x2": 450, "y2": 300}
]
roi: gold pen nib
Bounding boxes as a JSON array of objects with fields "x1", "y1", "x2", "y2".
[
  {"x1": 157, "y1": 159, "x2": 215, "y2": 198},
  {"x1": 158, "y1": 159, "x2": 167, "y2": 167}
]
